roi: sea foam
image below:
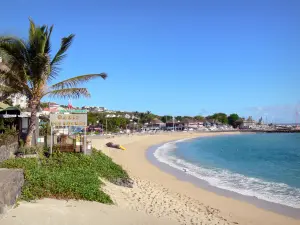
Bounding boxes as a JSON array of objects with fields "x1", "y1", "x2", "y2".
[{"x1": 153, "y1": 139, "x2": 300, "y2": 209}]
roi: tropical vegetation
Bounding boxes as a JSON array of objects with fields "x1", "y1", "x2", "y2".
[
  {"x1": 227, "y1": 113, "x2": 241, "y2": 128},
  {"x1": 0, "y1": 149, "x2": 129, "y2": 203},
  {"x1": 86, "y1": 110, "x2": 245, "y2": 132},
  {"x1": 0, "y1": 128, "x2": 18, "y2": 146},
  {"x1": 0, "y1": 19, "x2": 107, "y2": 146}
]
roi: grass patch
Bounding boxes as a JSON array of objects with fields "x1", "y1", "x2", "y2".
[{"x1": 0, "y1": 149, "x2": 129, "y2": 204}]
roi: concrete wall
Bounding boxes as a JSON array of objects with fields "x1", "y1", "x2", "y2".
[{"x1": 0, "y1": 142, "x2": 18, "y2": 163}]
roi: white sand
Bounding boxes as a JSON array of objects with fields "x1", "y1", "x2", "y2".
[
  {"x1": 1, "y1": 198, "x2": 178, "y2": 225},
  {"x1": 1, "y1": 132, "x2": 300, "y2": 225}
]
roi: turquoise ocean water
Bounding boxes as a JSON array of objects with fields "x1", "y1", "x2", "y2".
[{"x1": 153, "y1": 133, "x2": 300, "y2": 208}]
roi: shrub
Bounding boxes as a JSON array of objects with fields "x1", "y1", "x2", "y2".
[
  {"x1": 0, "y1": 149, "x2": 129, "y2": 204},
  {"x1": 16, "y1": 146, "x2": 43, "y2": 155},
  {"x1": 0, "y1": 129, "x2": 18, "y2": 146}
]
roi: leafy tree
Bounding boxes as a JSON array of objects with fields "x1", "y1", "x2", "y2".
[
  {"x1": 206, "y1": 113, "x2": 228, "y2": 124},
  {"x1": 139, "y1": 112, "x2": 155, "y2": 124},
  {"x1": 40, "y1": 102, "x2": 49, "y2": 109},
  {"x1": 175, "y1": 116, "x2": 183, "y2": 121},
  {"x1": 103, "y1": 117, "x2": 129, "y2": 133},
  {"x1": 87, "y1": 112, "x2": 98, "y2": 125},
  {"x1": 0, "y1": 19, "x2": 107, "y2": 146},
  {"x1": 227, "y1": 113, "x2": 240, "y2": 128},
  {"x1": 194, "y1": 115, "x2": 205, "y2": 121},
  {"x1": 39, "y1": 121, "x2": 50, "y2": 147},
  {"x1": 161, "y1": 115, "x2": 173, "y2": 123}
]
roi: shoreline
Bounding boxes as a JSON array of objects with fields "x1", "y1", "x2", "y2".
[
  {"x1": 146, "y1": 138, "x2": 300, "y2": 219},
  {"x1": 90, "y1": 132, "x2": 300, "y2": 225},
  {"x1": 2, "y1": 132, "x2": 300, "y2": 225}
]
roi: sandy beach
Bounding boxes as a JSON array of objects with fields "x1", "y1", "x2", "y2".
[{"x1": 1, "y1": 132, "x2": 300, "y2": 225}]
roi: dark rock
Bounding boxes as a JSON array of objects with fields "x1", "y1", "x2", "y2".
[
  {"x1": 15, "y1": 152, "x2": 24, "y2": 158},
  {"x1": 113, "y1": 178, "x2": 134, "y2": 188}
]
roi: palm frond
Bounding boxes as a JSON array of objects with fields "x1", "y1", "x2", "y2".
[
  {"x1": 0, "y1": 84, "x2": 19, "y2": 93},
  {"x1": 51, "y1": 34, "x2": 75, "y2": 67},
  {"x1": 48, "y1": 64, "x2": 60, "y2": 81},
  {"x1": 45, "y1": 88, "x2": 90, "y2": 99},
  {"x1": 29, "y1": 53, "x2": 51, "y2": 84},
  {"x1": 0, "y1": 84, "x2": 22, "y2": 101},
  {"x1": 0, "y1": 68, "x2": 32, "y2": 97},
  {"x1": 50, "y1": 73, "x2": 107, "y2": 89},
  {"x1": 28, "y1": 19, "x2": 49, "y2": 58},
  {"x1": 45, "y1": 25, "x2": 53, "y2": 54},
  {"x1": 29, "y1": 18, "x2": 36, "y2": 41},
  {"x1": 0, "y1": 36, "x2": 29, "y2": 68}
]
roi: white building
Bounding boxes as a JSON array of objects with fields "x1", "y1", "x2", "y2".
[
  {"x1": 124, "y1": 114, "x2": 131, "y2": 119},
  {"x1": 0, "y1": 57, "x2": 28, "y2": 108},
  {"x1": 240, "y1": 116, "x2": 256, "y2": 129},
  {"x1": 9, "y1": 94, "x2": 28, "y2": 108},
  {"x1": 106, "y1": 114, "x2": 116, "y2": 118}
]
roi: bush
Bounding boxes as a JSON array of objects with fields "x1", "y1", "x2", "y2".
[
  {"x1": 0, "y1": 129, "x2": 18, "y2": 146},
  {"x1": 0, "y1": 149, "x2": 129, "y2": 204},
  {"x1": 16, "y1": 146, "x2": 43, "y2": 155}
]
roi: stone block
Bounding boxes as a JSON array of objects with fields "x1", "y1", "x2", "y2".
[{"x1": 0, "y1": 168, "x2": 24, "y2": 214}]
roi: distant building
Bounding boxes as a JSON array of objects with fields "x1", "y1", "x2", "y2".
[
  {"x1": 240, "y1": 116, "x2": 256, "y2": 129},
  {"x1": 149, "y1": 118, "x2": 165, "y2": 129},
  {"x1": 41, "y1": 102, "x2": 62, "y2": 114},
  {"x1": 181, "y1": 118, "x2": 203, "y2": 129},
  {"x1": 0, "y1": 58, "x2": 28, "y2": 108},
  {"x1": 9, "y1": 94, "x2": 28, "y2": 108},
  {"x1": 166, "y1": 120, "x2": 184, "y2": 130},
  {"x1": 124, "y1": 114, "x2": 131, "y2": 119},
  {"x1": 106, "y1": 114, "x2": 116, "y2": 118},
  {"x1": 81, "y1": 106, "x2": 106, "y2": 112}
]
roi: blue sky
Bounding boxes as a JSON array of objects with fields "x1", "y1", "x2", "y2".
[{"x1": 0, "y1": 0, "x2": 300, "y2": 122}]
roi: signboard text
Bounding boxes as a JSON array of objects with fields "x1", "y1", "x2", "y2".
[{"x1": 50, "y1": 114, "x2": 87, "y2": 126}]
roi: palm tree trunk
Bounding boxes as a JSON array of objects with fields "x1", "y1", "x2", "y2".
[{"x1": 25, "y1": 99, "x2": 38, "y2": 146}]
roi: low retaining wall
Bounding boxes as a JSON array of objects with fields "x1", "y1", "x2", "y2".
[{"x1": 0, "y1": 142, "x2": 18, "y2": 163}]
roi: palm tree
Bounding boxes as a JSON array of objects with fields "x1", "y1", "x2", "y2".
[{"x1": 0, "y1": 19, "x2": 107, "y2": 146}]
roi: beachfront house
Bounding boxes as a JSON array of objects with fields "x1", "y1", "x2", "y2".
[
  {"x1": 181, "y1": 118, "x2": 204, "y2": 130},
  {"x1": 148, "y1": 118, "x2": 165, "y2": 129},
  {"x1": 0, "y1": 102, "x2": 37, "y2": 144},
  {"x1": 165, "y1": 120, "x2": 184, "y2": 130}
]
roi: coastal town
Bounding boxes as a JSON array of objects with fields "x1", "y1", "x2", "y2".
[
  {"x1": 1, "y1": 92, "x2": 298, "y2": 141},
  {"x1": 0, "y1": 13, "x2": 299, "y2": 225}
]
